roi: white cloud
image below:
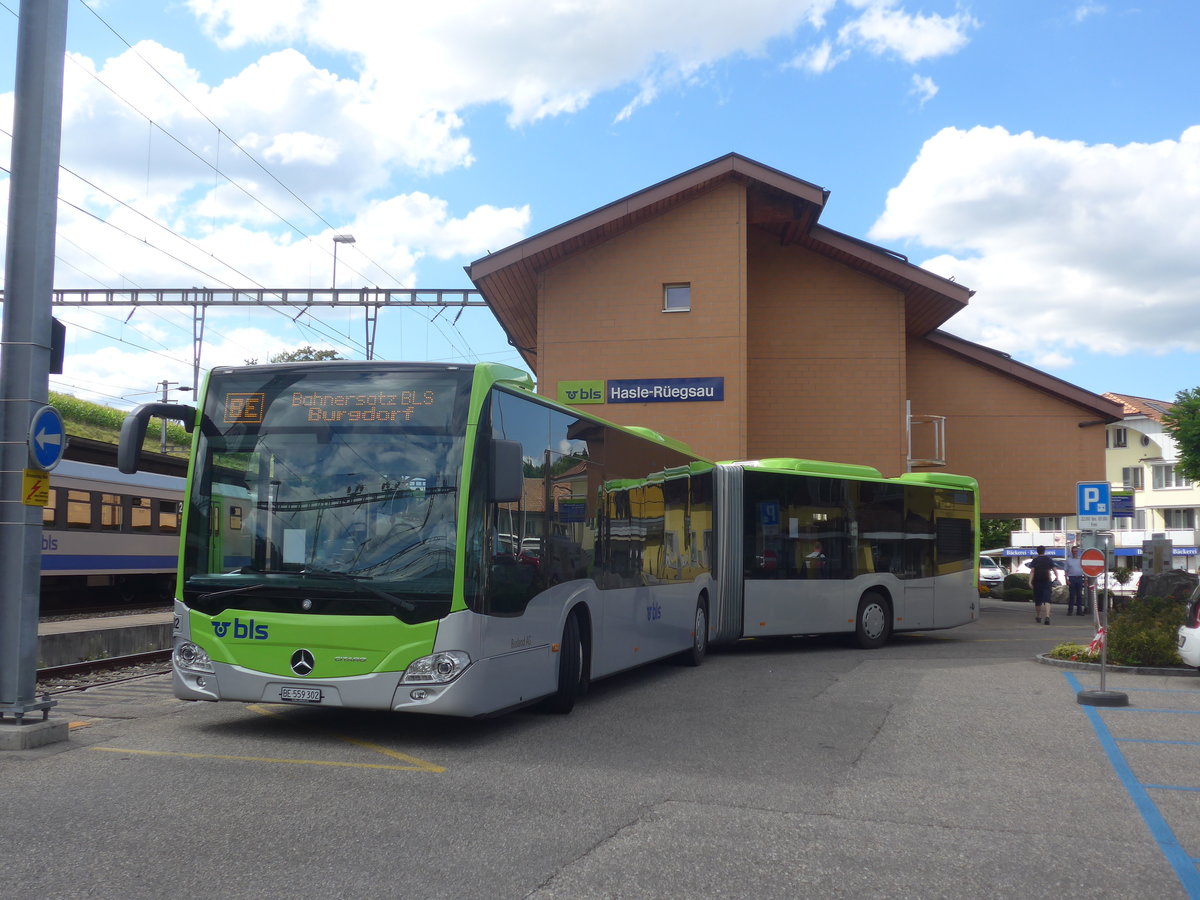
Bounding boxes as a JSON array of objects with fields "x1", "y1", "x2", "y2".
[
  {"x1": 4, "y1": 1, "x2": 984, "y2": 400},
  {"x1": 788, "y1": 39, "x2": 849, "y2": 74},
  {"x1": 870, "y1": 125, "x2": 1200, "y2": 368},
  {"x1": 910, "y1": 74, "x2": 938, "y2": 105},
  {"x1": 1074, "y1": 4, "x2": 1106, "y2": 23},
  {"x1": 185, "y1": 0, "x2": 846, "y2": 126},
  {"x1": 838, "y1": 1, "x2": 977, "y2": 64}
]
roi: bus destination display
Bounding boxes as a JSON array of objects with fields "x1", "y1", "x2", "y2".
[{"x1": 218, "y1": 380, "x2": 451, "y2": 429}]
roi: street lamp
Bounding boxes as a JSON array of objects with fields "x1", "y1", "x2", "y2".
[
  {"x1": 332, "y1": 233, "x2": 356, "y2": 289},
  {"x1": 158, "y1": 381, "x2": 192, "y2": 454}
]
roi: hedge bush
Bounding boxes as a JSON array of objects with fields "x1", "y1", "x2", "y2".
[
  {"x1": 1003, "y1": 572, "x2": 1031, "y2": 602},
  {"x1": 1047, "y1": 596, "x2": 1187, "y2": 668},
  {"x1": 1106, "y1": 597, "x2": 1186, "y2": 667}
]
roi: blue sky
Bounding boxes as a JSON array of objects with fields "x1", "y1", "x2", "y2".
[{"x1": 2, "y1": 0, "x2": 1198, "y2": 408}]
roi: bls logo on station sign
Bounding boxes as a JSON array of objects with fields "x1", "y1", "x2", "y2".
[{"x1": 557, "y1": 377, "x2": 724, "y2": 406}]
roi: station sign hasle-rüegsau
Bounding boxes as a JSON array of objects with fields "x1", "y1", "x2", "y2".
[{"x1": 558, "y1": 377, "x2": 724, "y2": 405}]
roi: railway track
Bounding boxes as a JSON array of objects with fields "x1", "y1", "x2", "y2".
[{"x1": 37, "y1": 651, "x2": 173, "y2": 692}]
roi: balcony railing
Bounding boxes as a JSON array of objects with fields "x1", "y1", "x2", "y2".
[{"x1": 1010, "y1": 530, "x2": 1197, "y2": 550}]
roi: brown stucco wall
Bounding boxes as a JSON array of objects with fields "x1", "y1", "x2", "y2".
[
  {"x1": 906, "y1": 337, "x2": 1108, "y2": 517},
  {"x1": 746, "y1": 228, "x2": 908, "y2": 474},
  {"x1": 529, "y1": 175, "x2": 1112, "y2": 520},
  {"x1": 538, "y1": 181, "x2": 748, "y2": 460}
]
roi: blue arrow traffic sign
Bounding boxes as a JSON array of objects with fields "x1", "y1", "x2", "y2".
[{"x1": 28, "y1": 405, "x2": 66, "y2": 471}]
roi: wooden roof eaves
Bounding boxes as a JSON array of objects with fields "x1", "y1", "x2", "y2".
[
  {"x1": 467, "y1": 152, "x2": 830, "y2": 282},
  {"x1": 809, "y1": 225, "x2": 974, "y2": 306},
  {"x1": 923, "y1": 330, "x2": 1124, "y2": 421}
]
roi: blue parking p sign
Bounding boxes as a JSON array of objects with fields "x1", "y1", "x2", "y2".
[{"x1": 1076, "y1": 481, "x2": 1111, "y2": 530}]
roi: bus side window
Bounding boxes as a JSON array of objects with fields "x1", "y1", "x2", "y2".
[{"x1": 483, "y1": 389, "x2": 547, "y2": 615}]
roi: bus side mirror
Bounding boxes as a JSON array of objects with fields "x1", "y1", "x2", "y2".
[
  {"x1": 118, "y1": 402, "x2": 197, "y2": 473},
  {"x1": 490, "y1": 439, "x2": 524, "y2": 503}
]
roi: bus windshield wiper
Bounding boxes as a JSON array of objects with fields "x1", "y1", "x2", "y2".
[
  {"x1": 196, "y1": 582, "x2": 270, "y2": 603},
  {"x1": 297, "y1": 567, "x2": 417, "y2": 613}
]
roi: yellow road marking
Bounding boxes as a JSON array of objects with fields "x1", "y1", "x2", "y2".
[
  {"x1": 85, "y1": 703, "x2": 445, "y2": 773},
  {"x1": 90, "y1": 746, "x2": 438, "y2": 771},
  {"x1": 69, "y1": 721, "x2": 92, "y2": 730},
  {"x1": 247, "y1": 703, "x2": 445, "y2": 772},
  {"x1": 337, "y1": 736, "x2": 445, "y2": 771}
]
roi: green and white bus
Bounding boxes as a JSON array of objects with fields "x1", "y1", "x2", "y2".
[{"x1": 119, "y1": 360, "x2": 978, "y2": 718}]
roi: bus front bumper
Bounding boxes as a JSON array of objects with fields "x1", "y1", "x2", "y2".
[{"x1": 173, "y1": 645, "x2": 552, "y2": 717}]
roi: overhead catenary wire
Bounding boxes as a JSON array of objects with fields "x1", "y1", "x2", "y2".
[{"x1": 2, "y1": 0, "x2": 488, "y2": 364}]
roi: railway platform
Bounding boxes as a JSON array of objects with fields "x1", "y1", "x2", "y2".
[{"x1": 37, "y1": 611, "x2": 173, "y2": 669}]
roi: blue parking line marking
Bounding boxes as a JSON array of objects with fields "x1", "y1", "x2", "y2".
[
  {"x1": 1065, "y1": 672, "x2": 1200, "y2": 896},
  {"x1": 1090, "y1": 706, "x2": 1200, "y2": 715}
]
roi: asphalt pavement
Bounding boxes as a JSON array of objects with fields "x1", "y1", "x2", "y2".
[{"x1": 5, "y1": 596, "x2": 1200, "y2": 899}]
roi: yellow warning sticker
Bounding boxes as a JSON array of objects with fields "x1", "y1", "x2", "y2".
[{"x1": 22, "y1": 469, "x2": 49, "y2": 507}]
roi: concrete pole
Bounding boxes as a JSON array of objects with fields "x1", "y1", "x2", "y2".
[{"x1": 0, "y1": 0, "x2": 68, "y2": 720}]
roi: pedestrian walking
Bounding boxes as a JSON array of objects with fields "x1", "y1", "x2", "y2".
[
  {"x1": 1064, "y1": 545, "x2": 1087, "y2": 616},
  {"x1": 1028, "y1": 546, "x2": 1060, "y2": 625}
]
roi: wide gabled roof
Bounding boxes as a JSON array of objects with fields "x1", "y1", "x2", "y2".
[
  {"x1": 467, "y1": 152, "x2": 974, "y2": 370},
  {"x1": 924, "y1": 331, "x2": 1124, "y2": 421},
  {"x1": 1102, "y1": 392, "x2": 1175, "y2": 423}
]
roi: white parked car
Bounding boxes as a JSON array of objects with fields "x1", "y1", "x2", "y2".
[
  {"x1": 979, "y1": 557, "x2": 1005, "y2": 595},
  {"x1": 1096, "y1": 570, "x2": 1141, "y2": 596},
  {"x1": 1178, "y1": 583, "x2": 1200, "y2": 668}
]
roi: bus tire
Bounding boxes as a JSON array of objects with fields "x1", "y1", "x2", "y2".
[
  {"x1": 544, "y1": 610, "x2": 584, "y2": 714},
  {"x1": 854, "y1": 591, "x2": 891, "y2": 649},
  {"x1": 681, "y1": 596, "x2": 708, "y2": 667}
]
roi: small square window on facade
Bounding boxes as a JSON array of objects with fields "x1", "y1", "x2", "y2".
[{"x1": 663, "y1": 283, "x2": 691, "y2": 312}]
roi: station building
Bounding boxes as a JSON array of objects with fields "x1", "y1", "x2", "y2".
[{"x1": 467, "y1": 153, "x2": 1122, "y2": 520}]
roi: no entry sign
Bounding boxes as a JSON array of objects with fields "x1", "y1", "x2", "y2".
[{"x1": 1080, "y1": 548, "x2": 1106, "y2": 577}]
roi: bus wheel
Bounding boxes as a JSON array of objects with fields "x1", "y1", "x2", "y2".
[
  {"x1": 544, "y1": 610, "x2": 584, "y2": 714},
  {"x1": 681, "y1": 598, "x2": 708, "y2": 667},
  {"x1": 855, "y1": 592, "x2": 891, "y2": 649}
]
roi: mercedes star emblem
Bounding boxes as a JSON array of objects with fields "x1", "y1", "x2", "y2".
[{"x1": 290, "y1": 649, "x2": 315, "y2": 676}]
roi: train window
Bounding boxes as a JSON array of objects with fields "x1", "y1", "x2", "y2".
[
  {"x1": 130, "y1": 497, "x2": 153, "y2": 532},
  {"x1": 229, "y1": 505, "x2": 243, "y2": 530},
  {"x1": 100, "y1": 493, "x2": 122, "y2": 530},
  {"x1": 42, "y1": 488, "x2": 58, "y2": 527},
  {"x1": 66, "y1": 490, "x2": 93, "y2": 529},
  {"x1": 158, "y1": 499, "x2": 180, "y2": 534}
]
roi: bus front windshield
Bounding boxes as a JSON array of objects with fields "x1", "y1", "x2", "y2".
[{"x1": 182, "y1": 366, "x2": 472, "y2": 620}]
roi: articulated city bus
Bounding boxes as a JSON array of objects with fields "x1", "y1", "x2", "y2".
[{"x1": 119, "y1": 360, "x2": 978, "y2": 718}]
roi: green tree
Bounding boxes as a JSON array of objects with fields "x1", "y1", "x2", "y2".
[
  {"x1": 245, "y1": 345, "x2": 343, "y2": 364},
  {"x1": 1162, "y1": 388, "x2": 1200, "y2": 482},
  {"x1": 980, "y1": 518, "x2": 1018, "y2": 551}
]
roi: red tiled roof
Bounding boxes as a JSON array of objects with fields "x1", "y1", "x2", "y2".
[{"x1": 1101, "y1": 392, "x2": 1175, "y2": 423}]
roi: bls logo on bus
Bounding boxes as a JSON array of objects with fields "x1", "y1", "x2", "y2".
[
  {"x1": 213, "y1": 618, "x2": 269, "y2": 640},
  {"x1": 646, "y1": 601, "x2": 662, "y2": 622}
]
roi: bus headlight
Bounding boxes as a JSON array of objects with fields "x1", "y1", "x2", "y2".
[
  {"x1": 402, "y1": 651, "x2": 470, "y2": 684},
  {"x1": 174, "y1": 640, "x2": 215, "y2": 674}
]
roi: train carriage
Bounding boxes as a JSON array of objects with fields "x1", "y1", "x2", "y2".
[{"x1": 41, "y1": 459, "x2": 185, "y2": 603}]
